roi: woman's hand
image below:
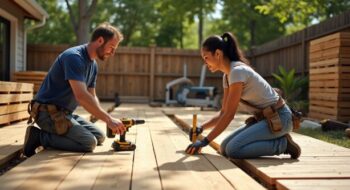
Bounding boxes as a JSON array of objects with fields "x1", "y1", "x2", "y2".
[{"x1": 185, "y1": 137, "x2": 210, "y2": 155}]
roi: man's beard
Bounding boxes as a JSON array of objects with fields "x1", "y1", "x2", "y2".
[{"x1": 96, "y1": 45, "x2": 107, "y2": 61}]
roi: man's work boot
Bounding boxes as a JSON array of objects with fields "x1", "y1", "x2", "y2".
[
  {"x1": 23, "y1": 125, "x2": 42, "y2": 157},
  {"x1": 284, "y1": 134, "x2": 301, "y2": 159}
]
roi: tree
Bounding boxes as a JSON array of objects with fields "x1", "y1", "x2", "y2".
[
  {"x1": 211, "y1": 0, "x2": 285, "y2": 49},
  {"x1": 27, "y1": 0, "x2": 75, "y2": 44},
  {"x1": 255, "y1": 0, "x2": 350, "y2": 33},
  {"x1": 65, "y1": 0, "x2": 98, "y2": 44}
]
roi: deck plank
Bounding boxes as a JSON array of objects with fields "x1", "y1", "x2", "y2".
[
  {"x1": 91, "y1": 108, "x2": 137, "y2": 190},
  {"x1": 131, "y1": 109, "x2": 162, "y2": 190},
  {"x1": 276, "y1": 179, "x2": 350, "y2": 190},
  {"x1": 145, "y1": 108, "x2": 236, "y2": 190},
  {"x1": 172, "y1": 110, "x2": 350, "y2": 189}
]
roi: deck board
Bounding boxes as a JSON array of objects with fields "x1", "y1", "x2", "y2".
[
  {"x1": 276, "y1": 179, "x2": 350, "y2": 190},
  {"x1": 172, "y1": 110, "x2": 350, "y2": 189},
  {"x1": 145, "y1": 109, "x2": 236, "y2": 190},
  {"x1": 4, "y1": 104, "x2": 349, "y2": 190}
]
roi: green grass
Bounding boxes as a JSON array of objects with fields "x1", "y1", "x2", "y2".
[{"x1": 296, "y1": 128, "x2": 350, "y2": 148}]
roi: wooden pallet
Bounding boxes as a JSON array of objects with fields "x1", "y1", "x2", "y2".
[
  {"x1": 309, "y1": 32, "x2": 350, "y2": 122},
  {"x1": 0, "y1": 81, "x2": 33, "y2": 126},
  {"x1": 13, "y1": 71, "x2": 47, "y2": 93}
]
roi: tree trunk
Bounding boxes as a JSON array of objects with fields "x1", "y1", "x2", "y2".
[
  {"x1": 77, "y1": 0, "x2": 91, "y2": 44},
  {"x1": 249, "y1": 19, "x2": 256, "y2": 48},
  {"x1": 198, "y1": 3, "x2": 203, "y2": 49},
  {"x1": 65, "y1": 0, "x2": 97, "y2": 44}
]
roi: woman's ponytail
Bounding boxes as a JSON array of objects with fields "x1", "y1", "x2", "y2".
[
  {"x1": 202, "y1": 32, "x2": 250, "y2": 65},
  {"x1": 221, "y1": 32, "x2": 249, "y2": 65}
]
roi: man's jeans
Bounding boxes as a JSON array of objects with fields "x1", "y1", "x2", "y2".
[
  {"x1": 36, "y1": 111, "x2": 105, "y2": 152},
  {"x1": 220, "y1": 105, "x2": 293, "y2": 158}
]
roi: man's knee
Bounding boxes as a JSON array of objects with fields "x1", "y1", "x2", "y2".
[
  {"x1": 82, "y1": 137, "x2": 97, "y2": 152},
  {"x1": 97, "y1": 134, "x2": 106, "y2": 145}
]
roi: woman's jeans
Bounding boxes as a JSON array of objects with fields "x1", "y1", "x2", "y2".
[
  {"x1": 36, "y1": 111, "x2": 105, "y2": 152},
  {"x1": 220, "y1": 105, "x2": 293, "y2": 159}
]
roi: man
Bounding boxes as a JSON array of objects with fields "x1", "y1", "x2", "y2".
[{"x1": 23, "y1": 23, "x2": 126, "y2": 157}]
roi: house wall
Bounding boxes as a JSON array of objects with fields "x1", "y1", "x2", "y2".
[{"x1": 0, "y1": 0, "x2": 27, "y2": 80}]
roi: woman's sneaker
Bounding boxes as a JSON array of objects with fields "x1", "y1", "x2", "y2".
[
  {"x1": 23, "y1": 125, "x2": 42, "y2": 157},
  {"x1": 284, "y1": 134, "x2": 301, "y2": 159}
]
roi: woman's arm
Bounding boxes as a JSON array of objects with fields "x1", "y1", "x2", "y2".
[
  {"x1": 206, "y1": 82, "x2": 243, "y2": 142},
  {"x1": 201, "y1": 88, "x2": 229, "y2": 130}
]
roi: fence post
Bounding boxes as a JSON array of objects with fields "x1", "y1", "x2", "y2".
[{"x1": 149, "y1": 45, "x2": 156, "y2": 102}]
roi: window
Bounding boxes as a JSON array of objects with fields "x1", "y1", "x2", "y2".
[{"x1": 0, "y1": 16, "x2": 10, "y2": 81}]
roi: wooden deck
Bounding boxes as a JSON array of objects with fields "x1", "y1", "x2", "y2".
[
  {"x1": 0, "y1": 103, "x2": 349, "y2": 189},
  {"x1": 171, "y1": 110, "x2": 350, "y2": 190},
  {"x1": 0, "y1": 104, "x2": 264, "y2": 190}
]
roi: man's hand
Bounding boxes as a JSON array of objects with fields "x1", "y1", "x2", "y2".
[
  {"x1": 107, "y1": 118, "x2": 126, "y2": 134},
  {"x1": 189, "y1": 126, "x2": 203, "y2": 141},
  {"x1": 185, "y1": 137, "x2": 210, "y2": 155}
]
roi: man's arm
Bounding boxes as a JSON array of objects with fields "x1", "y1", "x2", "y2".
[
  {"x1": 88, "y1": 87, "x2": 100, "y2": 105},
  {"x1": 69, "y1": 80, "x2": 125, "y2": 134}
]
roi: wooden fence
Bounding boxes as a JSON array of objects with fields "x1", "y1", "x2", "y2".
[
  {"x1": 247, "y1": 9, "x2": 350, "y2": 79},
  {"x1": 26, "y1": 10, "x2": 350, "y2": 103},
  {"x1": 27, "y1": 44, "x2": 222, "y2": 102}
]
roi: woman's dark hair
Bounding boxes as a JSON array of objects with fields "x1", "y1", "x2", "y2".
[{"x1": 202, "y1": 32, "x2": 250, "y2": 65}]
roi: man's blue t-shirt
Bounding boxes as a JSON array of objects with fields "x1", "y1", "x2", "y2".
[{"x1": 35, "y1": 44, "x2": 97, "y2": 112}]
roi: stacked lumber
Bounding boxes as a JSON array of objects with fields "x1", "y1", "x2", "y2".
[
  {"x1": 309, "y1": 32, "x2": 350, "y2": 122},
  {"x1": 13, "y1": 71, "x2": 47, "y2": 93},
  {"x1": 0, "y1": 81, "x2": 33, "y2": 125}
]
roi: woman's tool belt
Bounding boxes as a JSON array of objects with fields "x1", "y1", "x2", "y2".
[
  {"x1": 261, "y1": 98, "x2": 285, "y2": 133},
  {"x1": 28, "y1": 101, "x2": 72, "y2": 135},
  {"x1": 243, "y1": 97, "x2": 285, "y2": 133}
]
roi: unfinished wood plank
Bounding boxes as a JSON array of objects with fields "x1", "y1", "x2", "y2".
[
  {"x1": 173, "y1": 109, "x2": 350, "y2": 189},
  {"x1": 276, "y1": 179, "x2": 350, "y2": 190},
  {"x1": 0, "y1": 103, "x2": 28, "y2": 115},
  {"x1": 57, "y1": 121, "x2": 116, "y2": 190},
  {"x1": 92, "y1": 109, "x2": 137, "y2": 190},
  {"x1": 309, "y1": 99, "x2": 350, "y2": 108},
  {"x1": 0, "y1": 81, "x2": 33, "y2": 93},
  {"x1": 308, "y1": 112, "x2": 337, "y2": 120},
  {"x1": 146, "y1": 109, "x2": 236, "y2": 190},
  {"x1": 309, "y1": 58, "x2": 350, "y2": 68},
  {"x1": 0, "y1": 94, "x2": 33, "y2": 104},
  {"x1": 131, "y1": 110, "x2": 162, "y2": 190},
  {"x1": 170, "y1": 112, "x2": 265, "y2": 190},
  {"x1": 310, "y1": 39, "x2": 350, "y2": 53},
  {"x1": 310, "y1": 32, "x2": 350, "y2": 46},
  {"x1": 0, "y1": 150, "x2": 83, "y2": 190},
  {"x1": 0, "y1": 111, "x2": 29, "y2": 125}
]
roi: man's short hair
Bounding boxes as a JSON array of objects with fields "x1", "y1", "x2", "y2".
[{"x1": 91, "y1": 22, "x2": 123, "y2": 43}]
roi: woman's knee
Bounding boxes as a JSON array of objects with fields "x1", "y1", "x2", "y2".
[
  {"x1": 220, "y1": 143, "x2": 227, "y2": 157},
  {"x1": 224, "y1": 141, "x2": 242, "y2": 158}
]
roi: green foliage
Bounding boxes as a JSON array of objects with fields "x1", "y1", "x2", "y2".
[
  {"x1": 297, "y1": 128, "x2": 350, "y2": 148},
  {"x1": 272, "y1": 66, "x2": 308, "y2": 102},
  {"x1": 27, "y1": 0, "x2": 350, "y2": 48},
  {"x1": 255, "y1": 0, "x2": 350, "y2": 28},
  {"x1": 27, "y1": 0, "x2": 75, "y2": 44},
  {"x1": 210, "y1": 0, "x2": 285, "y2": 49}
]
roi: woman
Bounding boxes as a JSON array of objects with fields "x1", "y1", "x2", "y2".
[{"x1": 185, "y1": 32, "x2": 301, "y2": 159}]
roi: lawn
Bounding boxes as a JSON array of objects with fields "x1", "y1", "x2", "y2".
[{"x1": 296, "y1": 128, "x2": 350, "y2": 148}]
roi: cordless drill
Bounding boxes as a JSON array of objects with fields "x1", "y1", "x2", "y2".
[{"x1": 107, "y1": 118, "x2": 145, "y2": 151}]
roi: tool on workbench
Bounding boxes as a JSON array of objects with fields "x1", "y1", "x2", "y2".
[{"x1": 107, "y1": 118, "x2": 145, "y2": 151}]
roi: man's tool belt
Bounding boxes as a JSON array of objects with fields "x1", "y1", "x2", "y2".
[{"x1": 28, "y1": 101, "x2": 72, "y2": 135}]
